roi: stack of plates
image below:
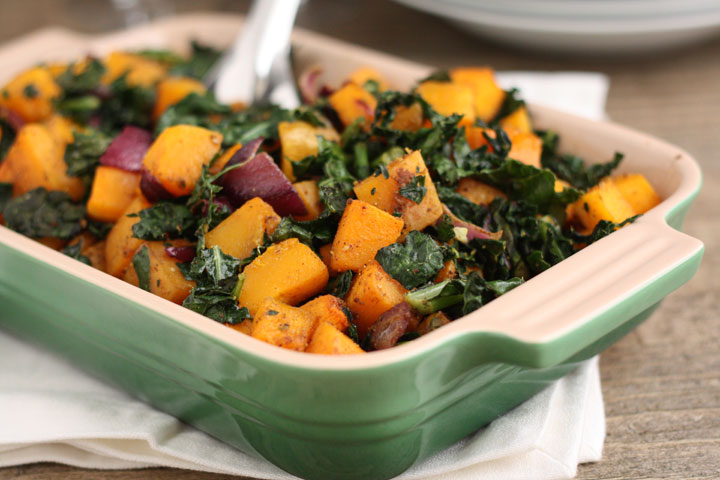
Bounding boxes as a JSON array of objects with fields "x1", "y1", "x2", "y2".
[{"x1": 393, "y1": 0, "x2": 720, "y2": 54}]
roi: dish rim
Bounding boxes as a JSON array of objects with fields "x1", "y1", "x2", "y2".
[{"x1": 0, "y1": 14, "x2": 705, "y2": 372}]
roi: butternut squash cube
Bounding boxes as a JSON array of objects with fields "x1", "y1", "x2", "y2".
[
  {"x1": 353, "y1": 172, "x2": 398, "y2": 212},
  {"x1": 142, "y1": 125, "x2": 223, "y2": 197},
  {"x1": 251, "y1": 298, "x2": 317, "y2": 351},
  {"x1": 102, "y1": 52, "x2": 167, "y2": 87},
  {"x1": 613, "y1": 174, "x2": 661, "y2": 214},
  {"x1": 230, "y1": 319, "x2": 254, "y2": 335},
  {"x1": 278, "y1": 120, "x2": 340, "y2": 181},
  {"x1": 574, "y1": 178, "x2": 637, "y2": 231},
  {"x1": 292, "y1": 180, "x2": 323, "y2": 221},
  {"x1": 5, "y1": 124, "x2": 84, "y2": 200},
  {"x1": 389, "y1": 103, "x2": 423, "y2": 132},
  {"x1": 0, "y1": 67, "x2": 60, "y2": 122},
  {"x1": 507, "y1": 131, "x2": 542, "y2": 168},
  {"x1": 416, "y1": 81, "x2": 475, "y2": 126},
  {"x1": 301, "y1": 294, "x2": 350, "y2": 333},
  {"x1": 87, "y1": 166, "x2": 141, "y2": 223},
  {"x1": 434, "y1": 260, "x2": 458, "y2": 283},
  {"x1": 153, "y1": 76, "x2": 206, "y2": 120},
  {"x1": 306, "y1": 322, "x2": 365, "y2": 355},
  {"x1": 122, "y1": 241, "x2": 196, "y2": 304},
  {"x1": 328, "y1": 83, "x2": 377, "y2": 128},
  {"x1": 105, "y1": 195, "x2": 151, "y2": 277},
  {"x1": 450, "y1": 67, "x2": 506, "y2": 123},
  {"x1": 330, "y1": 199, "x2": 404, "y2": 273},
  {"x1": 456, "y1": 177, "x2": 506, "y2": 205},
  {"x1": 205, "y1": 197, "x2": 281, "y2": 261},
  {"x1": 238, "y1": 238, "x2": 329, "y2": 315},
  {"x1": 500, "y1": 106, "x2": 532, "y2": 134},
  {"x1": 345, "y1": 260, "x2": 407, "y2": 337},
  {"x1": 44, "y1": 115, "x2": 79, "y2": 147}
]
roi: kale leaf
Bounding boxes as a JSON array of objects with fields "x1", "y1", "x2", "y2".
[
  {"x1": 99, "y1": 75, "x2": 156, "y2": 133},
  {"x1": 155, "y1": 92, "x2": 229, "y2": 135},
  {"x1": 570, "y1": 215, "x2": 640, "y2": 246},
  {"x1": 461, "y1": 272, "x2": 524, "y2": 315},
  {"x1": 398, "y1": 175, "x2": 427, "y2": 204},
  {"x1": 64, "y1": 129, "x2": 112, "y2": 178},
  {"x1": 375, "y1": 231, "x2": 445, "y2": 289},
  {"x1": 61, "y1": 240, "x2": 91, "y2": 266},
  {"x1": 169, "y1": 41, "x2": 222, "y2": 80},
  {"x1": 0, "y1": 182, "x2": 11, "y2": 213},
  {"x1": 131, "y1": 202, "x2": 196, "y2": 241},
  {"x1": 325, "y1": 270, "x2": 354, "y2": 298},
  {"x1": 131, "y1": 245, "x2": 151, "y2": 291},
  {"x1": 495, "y1": 88, "x2": 525, "y2": 120},
  {"x1": 270, "y1": 214, "x2": 337, "y2": 250},
  {"x1": 3, "y1": 188, "x2": 85, "y2": 239}
]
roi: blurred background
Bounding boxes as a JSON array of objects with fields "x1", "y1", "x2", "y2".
[{"x1": 1, "y1": 1, "x2": 718, "y2": 479}]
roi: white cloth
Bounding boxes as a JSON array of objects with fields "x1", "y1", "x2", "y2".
[{"x1": 0, "y1": 72, "x2": 610, "y2": 479}]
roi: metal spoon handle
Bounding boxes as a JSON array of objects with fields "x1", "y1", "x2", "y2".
[{"x1": 212, "y1": 0, "x2": 301, "y2": 108}]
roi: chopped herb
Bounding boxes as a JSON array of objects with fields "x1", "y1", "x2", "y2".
[
  {"x1": 132, "y1": 245, "x2": 151, "y2": 291},
  {"x1": 375, "y1": 231, "x2": 444, "y2": 289},
  {"x1": 267, "y1": 310, "x2": 279, "y2": 316},
  {"x1": 398, "y1": 174, "x2": 427, "y2": 204}
]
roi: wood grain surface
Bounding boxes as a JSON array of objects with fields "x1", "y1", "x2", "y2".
[{"x1": 1, "y1": 1, "x2": 718, "y2": 479}]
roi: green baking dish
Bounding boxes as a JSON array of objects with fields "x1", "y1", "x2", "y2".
[{"x1": 0, "y1": 14, "x2": 704, "y2": 480}]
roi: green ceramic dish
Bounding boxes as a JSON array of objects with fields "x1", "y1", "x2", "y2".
[{"x1": 0, "y1": 14, "x2": 704, "y2": 480}]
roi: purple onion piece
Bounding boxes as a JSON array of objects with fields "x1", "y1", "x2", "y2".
[
  {"x1": 298, "y1": 65, "x2": 323, "y2": 104},
  {"x1": 220, "y1": 152, "x2": 307, "y2": 217},
  {"x1": 100, "y1": 126, "x2": 153, "y2": 172},
  {"x1": 140, "y1": 168, "x2": 173, "y2": 203},
  {"x1": 165, "y1": 246, "x2": 196, "y2": 263},
  {"x1": 440, "y1": 204, "x2": 503, "y2": 241},
  {"x1": 223, "y1": 137, "x2": 264, "y2": 169},
  {"x1": 201, "y1": 195, "x2": 235, "y2": 217}
]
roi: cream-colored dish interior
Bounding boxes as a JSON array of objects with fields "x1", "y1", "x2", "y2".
[{"x1": 0, "y1": 14, "x2": 703, "y2": 370}]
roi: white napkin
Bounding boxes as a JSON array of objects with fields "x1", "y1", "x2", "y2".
[{"x1": 0, "y1": 71, "x2": 609, "y2": 480}]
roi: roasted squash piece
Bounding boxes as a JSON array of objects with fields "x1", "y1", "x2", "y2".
[
  {"x1": 238, "y1": 238, "x2": 329, "y2": 316},
  {"x1": 416, "y1": 311, "x2": 451, "y2": 336},
  {"x1": 122, "y1": 241, "x2": 196, "y2": 304},
  {"x1": 613, "y1": 174, "x2": 661, "y2": 214},
  {"x1": 251, "y1": 298, "x2": 317, "y2": 351},
  {"x1": 153, "y1": 76, "x2": 206, "y2": 120},
  {"x1": 330, "y1": 199, "x2": 404, "y2": 272},
  {"x1": 142, "y1": 125, "x2": 223, "y2": 197},
  {"x1": 301, "y1": 294, "x2": 350, "y2": 333},
  {"x1": 5, "y1": 124, "x2": 84, "y2": 200},
  {"x1": 278, "y1": 120, "x2": 340, "y2": 181},
  {"x1": 292, "y1": 180, "x2": 323, "y2": 221},
  {"x1": 230, "y1": 319, "x2": 253, "y2": 335},
  {"x1": 306, "y1": 322, "x2": 365, "y2": 355},
  {"x1": 328, "y1": 83, "x2": 377, "y2": 129},
  {"x1": 416, "y1": 81, "x2": 475, "y2": 126},
  {"x1": 434, "y1": 260, "x2": 458, "y2": 283},
  {"x1": 500, "y1": 106, "x2": 532, "y2": 134},
  {"x1": 86, "y1": 166, "x2": 141, "y2": 223},
  {"x1": 102, "y1": 52, "x2": 167, "y2": 87},
  {"x1": 345, "y1": 260, "x2": 407, "y2": 338},
  {"x1": 0, "y1": 67, "x2": 60, "y2": 122},
  {"x1": 44, "y1": 115, "x2": 78, "y2": 146},
  {"x1": 105, "y1": 195, "x2": 151, "y2": 277},
  {"x1": 507, "y1": 131, "x2": 542, "y2": 168},
  {"x1": 205, "y1": 197, "x2": 281, "y2": 261},
  {"x1": 450, "y1": 67, "x2": 506, "y2": 123},
  {"x1": 352, "y1": 172, "x2": 398, "y2": 212},
  {"x1": 574, "y1": 178, "x2": 637, "y2": 231},
  {"x1": 456, "y1": 178, "x2": 506, "y2": 205},
  {"x1": 348, "y1": 66, "x2": 388, "y2": 91},
  {"x1": 389, "y1": 103, "x2": 423, "y2": 132}
]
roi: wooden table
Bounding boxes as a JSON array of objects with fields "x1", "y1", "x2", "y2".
[{"x1": 1, "y1": 1, "x2": 719, "y2": 478}]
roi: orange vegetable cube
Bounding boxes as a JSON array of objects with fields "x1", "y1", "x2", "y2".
[
  {"x1": 328, "y1": 83, "x2": 377, "y2": 128},
  {"x1": 153, "y1": 77, "x2": 206, "y2": 120},
  {"x1": 613, "y1": 174, "x2": 661, "y2": 214},
  {"x1": 450, "y1": 67, "x2": 506, "y2": 123},
  {"x1": 0, "y1": 160, "x2": 13, "y2": 183},
  {"x1": 330, "y1": 199, "x2": 404, "y2": 273},
  {"x1": 301, "y1": 294, "x2": 350, "y2": 333},
  {"x1": 278, "y1": 120, "x2": 340, "y2": 181},
  {"x1": 251, "y1": 298, "x2": 317, "y2": 351},
  {"x1": 574, "y1": 178, "x2": 637, "y2": 231},
  {"x1": 500, "y1": 106, "x2": 532, "y2": 134},
  {"x1": 306, "y1": 322, "x2": 365, "y2": 355},
  {"x1": 238, "y1": 238, "x2": 329, "y2": 315},
  {"x1": 205, "y1": 197, "x2": 281, "y2": 261},
  {"x1": 0, "y1": 67, "x2": 60, "y2": 122},
  {"x1": 416, "y1": 311, "x2": 451, "y2": 336},
  {"x1": 142, "y1": 125, "x2": 223, "y2": 197},
  {"x1": 230, "y1": 319, "x2": 253, "y2": 335},
  {"x1": 353, "y1": 172, "x2": 398, "y2": 212},
  {"x1": 456, "y1": 177, "x2": 506, "y2": 205},
  {"x1": 87, "y1": 166, "x2": 141, "y2": 223},
  {"x1": 507, "y1": 131, "x2": 542, "y2": 168},
  {"x1": 389, "y1": 103, "x2": 423, "y2": 132},
  {"x1": 416, "y1": 81, "x2": 475, "y2": 126},
  {"x1": 102, "y1": 52, "x2": 167, "y2": 87},
  {"x1": 105, "y1": 195, "x2": 151, "y2": 277},
  {"x1": 345, "y1": 260, "x2": 407, "y2": 337},
  {"x1": 5, "y1": 124, "x2": 84, "y2": 200},
  {"x1": 292, "y1": 180, "x2": 323, "y2": 221},
  {"x1": 44, "y1": 115, "x2": 79, "y2": 146},
  {"x1": 434, "y1": 260, "x2": 458, "y2": 283},
  {"x1": 210, "y1": 143, "x2": 242, "y2": 175},
  {"x1": 348, "y1": 66, "x2": 388, "y2": 91},
  {"x1": 122, "y1": 241, "x2": 196, "y2": 304}
]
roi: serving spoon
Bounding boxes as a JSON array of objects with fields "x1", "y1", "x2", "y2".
[{"x1": 208, "y1": 0, "x2": 302, "y2": 109}]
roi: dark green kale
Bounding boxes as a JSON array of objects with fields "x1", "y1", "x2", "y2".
[
  {"x1": 87, "y1": 219, "x2": 113, "y2": 239},
  {"x1": 539, "y1": 130, "x2": 623, "y2": 190},
  {"x1": 155, "y1": 92, "x2": 229, "y2": 135},
  {"x1": 494, "y1": 88, "x2": 525, "y2": 120},
  {"x1": 61, "y1": 240, "x2": 91, "y2": 266},
  {"x1": 0, "y1": 182, "x2": 11, "y2": 213},
  {"x1": 54, "y1": 59, "x2": 106, "y2": 124},
  {"x1": 130, "y1": 202, "x2": 196, "y2": 241},
  {"x1": 313, "y1": 137, "x2": 356, "y2": 215},
  {"x1": 64, "y1": 129, "x2": 112, "y2": 178},
  {"x1": 181, "y1": 245, "x2": 250, "y2": 325},
  {"x1": 461, "y1": 272, "x2": 524, "y2": 315},
  {"x1": 570, "y1": 216, "x2": 640, "y2": 246},
  {"x1": 437, "y1": 186, "x2": 486, "y2": 223},
  {"x1": 22, "y1": 84, "x2": 38, "y2": 99},
  {"x1": 169, "y1": 41, "x2": 222, "y2": 80},
  {"x1": 325, "y1": 270, "x2": 354, "y2": 298},
  {"x1": 131, "y1": 245, "x2": 151, "y2": 291},
  {"x1": 99, "y1": 75, "x2": 156, "y2": 133},
  {"x1": 270, "y1": 214, "x2": 337, "y2": 250},
  {"x1": 2, "y1": 188, "x2": 85, "y2": 239},
  {"x1": 0, "y1": 119, "x2": 16, "y2": 161},
  {"x1": 398, "y1": 174, "x2": 427, "y2": 204},
  {"x1": 417, "y1": 70, "x2": 451, "y2": 84},
  {"x1": 375, "y1": 231, "x2": 445, "y2": 289},
  {"x1": 134, "y1": 49, "x2": 184, "y2": 65}
]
